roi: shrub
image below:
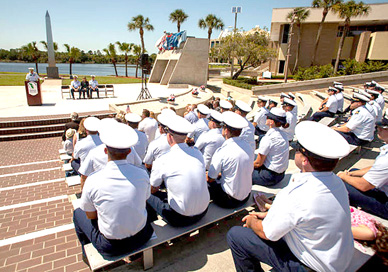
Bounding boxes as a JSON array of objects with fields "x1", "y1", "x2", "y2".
[
  {"x1": 223, "y1": 78, "x2": 252, "y2": 90},
  {"x1": 362, "y1": 61, "x2": 388, "y2": 73},
  {"x1": 339, "y1": 59, "x2": 363, "y2": 75},
  {"x1": 318, "y1": 64, "x2": 334, "y2": 78}
]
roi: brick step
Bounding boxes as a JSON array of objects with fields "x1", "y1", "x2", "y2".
[
  {"x1": 0, "y1": 124, "x2": 64, "y2": 136},
  {"x1": 0, "y1": 131, "x2": 63, "y2": 142}
]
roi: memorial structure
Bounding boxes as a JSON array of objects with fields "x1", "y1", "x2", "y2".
[{"x1": 45, "y1": 11, "x2": 59, "y2": 79}]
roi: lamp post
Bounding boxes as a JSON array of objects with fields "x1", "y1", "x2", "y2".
[
  {"x1": 284, "y1": 12, "x2": 295, "y2": 83},
  {"x1": 231, "y1": 6, "x2": 242, "y2": 78}
]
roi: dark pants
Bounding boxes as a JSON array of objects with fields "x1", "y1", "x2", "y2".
[
  {"x1": 208, "y1": 181, "x2": 250, "y2": 208},
  {"x1": 70, "y1": 88, "x2": 79, "y2": 99},
  {"x1": 344, "y1": 182, "x2": 388, "y2": 220},
  {"x1": 255, "y1": 128, "x2": 267, "y2": 147},
  {"x1": 80, "y1": 87, "x2": 88, "y2": 99},
  {"x1": 252, "y1": 165, "x2": 285, "y2": 186},
  {"x1": 336, "y1": 131, "x2": 369, "y2": 146},
  {"x1": 227, "y1": 226, "x2": 308, "y2": 272},
  {"x1": 73, "y1": 208, "x2": 154, "y2": 259},
  {"x1": 309, "y1": 111, "x2": 335, "y2": 122},
  {"x1": 89, "y1": 88, "x2": 99, "y2": 98},
  {"x1": 146, "y1": 191, "x2": 207, "y2": 227},
  {"x1": 71, "y1": 158, "x2": 81, "y2": 175}
]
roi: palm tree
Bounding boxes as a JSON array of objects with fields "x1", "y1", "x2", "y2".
[
  {"x1": 116, "y1": 42, "x2": 134, "y2": 77},
  {"x1": 169, "y1": 9, "x2": 189, "y2": 32},
  {"x1": 287, "y1": 7, "x2": 310, "y2": 73},
  {"x1": 103, "y1": 43, "x2": 119, "y2": 77},
  {"x1": 128, "y1": 15, "x2": 154, "y2": 53},
  {"x1": 311, "y1": 0, "x2": 343, "y2": 66},
  {"x1": 40, "y1": 41, "x2": 58, "y2": 51},
  {"x1": 332, "y1": 1, "x2": 370, "y2": 74},
  {"x1": 132, "y1": 45, "x2": 142, "y2": 78},
  {"x1": 63, "y1": 44, "x2": 81, "y2": 78},
  {"x1": 21, "y1": 42, "x2": 40, "y2": 74},
  {"x1": 198, "y1": 14, "x2": 224, "y2": 42}
]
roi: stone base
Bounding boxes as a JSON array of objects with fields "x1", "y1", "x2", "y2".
[{"x1": 46, "y1": 67, "x2": 59, "y2": 79}]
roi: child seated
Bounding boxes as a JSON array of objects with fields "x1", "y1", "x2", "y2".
[{"x1": 63, "y1": 128, "x2": 75, "y2": 156}]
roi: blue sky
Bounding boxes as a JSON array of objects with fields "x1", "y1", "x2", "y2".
[{"x1": 1, "y1": 0, "x2": 386, "y2": 54}]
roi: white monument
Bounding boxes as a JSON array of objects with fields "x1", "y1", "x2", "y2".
[{"x1": 45, "y1": 11, "x2": 59, "y2": 78}]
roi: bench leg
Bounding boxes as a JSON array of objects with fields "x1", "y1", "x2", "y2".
[
  {"x1": 143, "y1": 248, "x2": 153, "y2": 270},
  {"x1": 356, "y1": 146, "x2": 362, "y2": 154}
]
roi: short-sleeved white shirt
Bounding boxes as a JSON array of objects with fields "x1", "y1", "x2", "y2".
[
  {"x1": 281, "y1": 111, "x2": 297, "y2": 141},
  {"x1": 346, "y1": 105, "x2": 375, "y2": 141},
  {"x1": 258, "y1": 128, "x2": 289, "y2": 173},
  {"x1": 184, "y1": 111, "x2": 199, "y2": 124},
  {"x1": 253, "y1": 107, "x2": 269, "y2": 132},
  {"x1": 376, "y1": 94, "x2": 385, "y2": 111},
  {"x1": 150, "y1": 143, "x2": 209, "y2": 216},
  {"x1": 335, "y1": 92, "x2": 344, "y2": 112},
  {"x1": 262, "y1": 172, "x2": 354, "y2": 272},
  {"x1": 326, "y1": 95, "x2": 338, "y2": 113},
  {"x1": 138, "y1": 117, "x2": 158, "y2": 143},
  {"x1": 143, "y1": 133, "x2": 170, "y2": 165},
  {"x1": 188, "y1": 118, "x2": 210, "y2": 142},
  {"x1": 370, "y1": 101, "x2": 383, "y2": 122},
  {"x1": 73, "y1": 134, "x2": 103, "y2": 163},
  {"x1": 208, "y1": 137, "x2": 254, "y2": 200},
  {"x1": 194, "y1": 128, "x2": 225, "y2": 170},
  {"x1": 240, "y1": 117, "x2": 256, "y2": 153},
  {"x1": 291, "y1": 104, "x2": 298, "y2": 115},
  {"x1": 71, "y1": 80, "x2": 81, "y2": 89},
  {"x1": 79, "y1": 144, "x2": 142, "y2": 176},
  {"x1": 364, "y1": 144, "x2": 388, "y2": 197},
  {"x1": 80, "y1": 160, "x2": 150, "y2": 240},
  {"x1": 134, "y1": 129, "x2": 148, "y2": 161},
  {"x1": 26, "y1": 72, "x2": 39, "y2": 82},
  {"x1": 89, "y1": 79, "x2": 98, "y2": 88},
  {"x1": 63, "y1": 139, "x2": 74, "y2": 155}
]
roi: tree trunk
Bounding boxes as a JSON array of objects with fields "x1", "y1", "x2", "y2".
[
  {"x1": 35, "y1": 61, "x2": 39, "y2": 75},
  {"x1": 140, "y1": 28, "x2": 145, "y2": 53},
  {"x1": 334, "y1": 21, "x2": 349, "y2": 74},
  {"x1": 311, "y1": 10, "x2": 328, "y2": 66},
  {"x1": 113, "y1": 61, "x2": 118, "y2": 77},
  {"x1": 135, "y1": 63, "x2": 139, "y2": 78},
  {"x1": 125, "y1": 54, "x2": 128, "y2": 77},
  {"x1": 177, "y1": 22, "x2": 180, "y2": 33},
  {"x1": 207, "y1": 29, "x2": 212, "y2": 80},
  {"x1": 293, "y1": 23, "x2": 302, "y2": 74},
  {"x1": 69, "y1": 61, "x2": 73, "y2": 77}
]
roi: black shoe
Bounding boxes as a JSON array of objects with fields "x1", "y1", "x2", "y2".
[{"x1": 82, "y1": 254, "x2": 90, "y2": 267}]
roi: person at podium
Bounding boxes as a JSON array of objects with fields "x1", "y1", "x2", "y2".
[{"x1": 25, "y1": 67, "x2": 40, "y2": 82}]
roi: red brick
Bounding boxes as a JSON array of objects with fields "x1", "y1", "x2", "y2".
[
  {"x1": 65, "y1": 246, "x2": 81, "y2": 257},
  {"x1": 54, "y1": 218, "x2": 72, "y2": 226},
  {"x1": 16, "y1": 257, "x2": 42, "y2": 270},
  {"x1": 53, "y1": 256, "x2": 77, "y2": 268},
  {"x1": 0, "y1": 264, "x2": 16, "y2": 272},
  {"x1": 47, "y1": 268, "x2": 65, "y2": 272},
  {"x1": 31, "y1": 246, "x2": 54, "y2": 258},
  {"x1": 65, "y1": 234, "x2": 77, "y2": 243},
  {"x1": 57, "y1": 229, "x2": 75, "y2": 238},
  {"x1": 0, "y1": 248, "x2": 20, "y2": 259},
  {"x1": 36, "y1": 221, "x2": 55, "y2": 230},
  {"x1": 20, "y1": 242, "x2": 44, "y2": 254},
  {"x1": 64, "y1": 261, "x2": 87, "y2": 272},
  {"x1": 0, "y1": 244, "x2": 10, "y2": 253},
  {"x1": 27, "y1": 262, "x2": 53, "y2": 272},
  {"x1": 55, "y1": 241, "x2": 77, "y2": 252},
  {"x1": 38, "y1": 213, "x2": 52, "y2": 220},
  {"x1": 44, "y1": 237, "x2": 66, "y2": 248},
  {"x1": 34, "y1": 233, "x2": 56, "y2": 244},
  {"x1": 5, "y1": 252, "x2": 31, "y2": 265},
  {"x1": 10, "y1": 239, "x2": 33, "y2": 249},
  {"x1": 16, "y1": 225, "x2": 36, "y2": 235},
  {"x1": 43, "y1": 251, "x2": 66, "y2": 263},
  {"x1": 27, "y1": 219, "x2": 46, "y2": 227}
]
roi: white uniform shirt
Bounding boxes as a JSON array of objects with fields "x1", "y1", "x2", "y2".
[
  {"x1": 364, "y1": 144, "x2": 388, "y2": 197},
  {"x1": 240, "y1": 117, "x2": 256, "y2": 153},
  {"x1": 63, "y1": 139, "x2": 74, "y2": 155},
  {"x1": 335, "y1": 92, "x2": 344, "y2": 112},
  {"x1": 80, "y1": 160, "x2": 150, "y2": 240},
  {"x1": 376, "y1": 93, "x2": 385, "y2": 111},
  {"x1": 89, "y1": 79, "x2": 98, "y2": 88},
  {"x1": 195, "y1": 128, "x2": 225, "y2": 170},
  {"x1": 73, "y1": 134, "x2": 102, "y2": 163},
  {"x1": 134, "y1": 129, "x2": 148, "y2": 161},
  {"x1": 143, "y1": 133, "x2": 170, "y2": 165},
  {"x1": 208, "y1": 137, "x2": 254, "y2": 200},
  {"x1": 258, "y1": 128, "x2": 289, "y2": 173},
  {"x1": 188, "y1": 118, "x2": 210, "y2": 142},
  {"x1": 150, "y1": 143, "x2": 209, "y2": 216},
  {"x1": 138, "y1": 117, "x2": 158, "y2": 143},
  {"x1": 253, "y1": 107, "x2": 269, "y2": 132},
  {"x1": 281, "y1": 111, "x2": 297, "y2": 141},
  {"x1": 25, "y1": 72, "x2": 39, "y2": 82},
  {"x1": 79, "y1": 144, "x2": 142, "y2": 177},
  {"x1": 262, "y1": 172, "x2": 354, "y2": 272},
  {"x1": 326, "y1": 95, "x2": 338, "y2": 113},
  {"x1": 346, "y1": 105, "x2": 375, "y2": 141},
  {"x1": 291, "y1": 104, "x2": 298, "y2": 115},
  {"x1": 184, "y1": 111, "x2": 198, "y2": 124},
  {"x1": 71, "y1": 80, "x2": 81, "y2": 89},
  {"x1": 370, "y1": 101, "x2": 383, "y2": 122}
]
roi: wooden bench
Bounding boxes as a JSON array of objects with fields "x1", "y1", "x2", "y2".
[
  {"x1": 61, "y1": 84, "x2": 115, "y2": 99},
  {"x1": 105, "y1": 84, "x2": 115, "y2": 97},
  {"x1": 319, "y1": 117, "x2": 336, "y2": 127},
  {"x1": 84, "y1": 190, "x2": 259, "y2": 271},
  {"x1": 61, "y1": 85, "x2": 70, "y2": 99}
]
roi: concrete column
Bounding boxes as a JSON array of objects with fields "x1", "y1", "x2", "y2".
[{"x1": 355, "y1": 31, "x2": 371, "y2": 63}]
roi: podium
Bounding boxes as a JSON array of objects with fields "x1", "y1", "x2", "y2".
[{"x1": 24, "y1": 81, "x2": 43, "y2": 106}]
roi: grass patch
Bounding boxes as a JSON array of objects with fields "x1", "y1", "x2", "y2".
[
  {"x1": 223, "y1": 77, "x2": 279, "y2": 90},
  {"x1": 0, "y1": 73, "x2": 142, "y2": 86},
  {"x1": 209, "y1": 64, "x2": 230, "y2": 69}
]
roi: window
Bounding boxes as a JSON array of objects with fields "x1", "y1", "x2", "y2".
[
  {"x1": 282, "y1": 24, "x2": 290, "y2": 44},
  {"x1": 278, "y1": 60, "x2": 285, "y2": 74}
]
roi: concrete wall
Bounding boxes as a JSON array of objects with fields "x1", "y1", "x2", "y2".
[
  {"x1": 355, "y1": 31, "x2": 371, "y2": 62},
  {"x1": 368, "y1": 32, "x2": 388, "y2": 60},
  {"x1": 160, "y1": 60, "x2": 177, "y2": 85},
  {"x1": 149, "y1": 60, "x2": 168, "y2": 83}
]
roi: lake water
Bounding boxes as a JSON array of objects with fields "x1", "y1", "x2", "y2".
[{"x1": 0, "y1": 62, "x2": 138, "y2": 77}]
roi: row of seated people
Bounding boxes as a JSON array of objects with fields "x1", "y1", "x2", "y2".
[
  {"x1": 63, "y1": 91, "x2": 388, "y2": 270},
  {"x1": 70, "y1": 75, "x2": 100, "y2": 99}
]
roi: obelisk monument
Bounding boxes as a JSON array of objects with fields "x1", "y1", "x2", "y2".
[{"x1": 45, "y1": 11, "x2": 59, "y2": 78}]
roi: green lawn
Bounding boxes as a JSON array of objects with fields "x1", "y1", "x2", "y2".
[{"x1": 0, "y1": 72, "x2": 142, "y2": 86}]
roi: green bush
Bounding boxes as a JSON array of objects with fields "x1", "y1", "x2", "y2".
[
  {"x1": 271, "y1": 75, "x2": 293, "y2": 80},
  {"x1": 339, "y1": 59, "x2": 363, "y2": 75},
  {"x1": 223, "y1": 78, "x2": 252, "y2": 90},
  {"x1": 318, "y1": 64, "x2": 334, "y2": 78},
  {"x1": 293, "y1": 66, "x2": 320, "y2": 81},
  {"x1": 362, "y1": 61, "x2": 388, "y2": 73}
]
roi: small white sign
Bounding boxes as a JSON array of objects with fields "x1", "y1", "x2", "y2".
[
  {"x1": 27, "y1": 81, "x2": 38, "y2": 96},
  {"x1": 263, "y1": 71, "x2": 272, "y2": 79}
]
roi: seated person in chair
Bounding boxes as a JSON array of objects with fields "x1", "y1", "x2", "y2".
[
  {"x1": 70, "y1": 75, "x2": 81, "y2": 99},
  {"x1": 89, "y1": 75, "x2": 99, "y2": 99},
  {"x1": 80, "y1": 77, "x2": 89, "y2": 99}
]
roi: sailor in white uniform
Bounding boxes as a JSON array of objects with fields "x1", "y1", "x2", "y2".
[
  {"x1": 186, "y1": 104, "x2": 210, "y2": 144},
  {"x1": 25, "y1": 67, "x2": 40, "y2": 82},
  {"x1": 309, "y1": 87, "x2": 338, "y2": 122},
  {"x1": 253, "y1": 96, "x2": 269, "y2": 140},
  {"x1": 280, "y1": 98, "x2": 297, "y2": 142},
  {"x1": 220, "y1": 100, "x2": 233, "y2": 113},
  {"x1": 288, "y1": 92, "x2": 298, "y2": 115},
  {"x1": 138, "y1": 109, "x2": 158, "y2": 143},
  {"x1": 125, "y1": 113, "x2": 148, "y2": 161},
  {"x1": 235, "y1": 100, "x2": 255, "y2": 153},
  {"x1": 366, "y1": 89, "x2": 383, "y2": 122}
]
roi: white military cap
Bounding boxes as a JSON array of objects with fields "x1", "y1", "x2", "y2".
[
  {"x1": 197, "y1": 104, "x2": 211, "y2": 115},
  {"x1": 235, "y1": 100, "x2": 252, "y2": 113},
  {"x1": 28, "y1": 67, "x2": 34, "y2": 70},
  {"x1": 328, "y1": 87, "x2": 338, "y2": 93},
  {"x1": 73, "y1": 75, "x2": 78, "y2": 78},
  {"x1": 333, "y1": 81, "x2": 343, "y2": 86},
  {"x1": 91, "y1": 75, "x2": 96, "y2": 77},
  {"x1": 209, "y1": 109, "x2": 223, "y2": 123},
  {"x1": 280, "y1": 92, "x2": 290, "y2": 98},
  {"x1": 84, "y1": 117, "x2": 100, "y2": 132},
  {"x1": 352, "y1": 93, "x2": 370, "y2": 103},
  {"x1": 334, "y1": 85, "x2": 344, "y2": 92},
  {"x1": 222, "y1": 111, "x2": 248, "y2": 129},
  {"x1": 257, "y1": 96, "x2": 269, "y2": 102},
  {"x1": 160, "y1": 108, "x2": 176, "y2": 116},
  {"x1": 288, "y1": 92, "x2": 296, "y2": 99},
  {"x1": 366, "y1": 89, "x2": 380, "y2": 96},
  {"x1": 165, "y1": 115, "x2": 194, "y2": 134},
  {"x1": 295, "y1": 121, "x2": 350, "y2": 159},
  {"x1": 375, "y1": 84, "x2": 386, "y2": 92},
  {"x1": 125, "y1": 113, "x2": 142, "y2": 123},
  {"x1": 282, "y1": 97, "x2": 297, "y2": 107},
  {"x1": 371, "y1": 80, "x2": 377, "y2": 85},
  {"x1": 98, "y1": 118, "x2": 117, "y2": 133},
  {"x1": 266, "y1": 108, "x2": 287, "y2": 124},
  {"x1": 100, "y1": 122, "x2": 138, "y2": 149},
  {"x1": 157, "y1": 112, "x2": 172, "y2": 127},
  {"x1": 359, "y1": 89, "x2": 372, "y2": 99},
  {"x1": 220, "y1": 100, "x2": 233, "y2": 110}
]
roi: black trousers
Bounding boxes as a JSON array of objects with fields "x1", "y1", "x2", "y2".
[
  {"x1": 336, "y1": 131, "x2": 370, "y2": 146},
  {"x1": 208, "y1": 181, "x2": 250, "y2": 209}
]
